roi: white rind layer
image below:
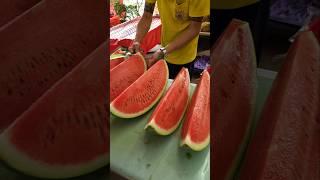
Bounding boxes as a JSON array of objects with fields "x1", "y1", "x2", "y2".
[
  {"x1": 0, "y1": 132, "x2": 109, "y2": 179},
  {"x1": 180, "y1": 133, "x2": 210, "y2": 151}
]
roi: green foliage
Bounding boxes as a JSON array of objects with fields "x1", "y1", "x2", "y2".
[{"x1": 113, "y1": 0, "x2": 142, "y2": 22}]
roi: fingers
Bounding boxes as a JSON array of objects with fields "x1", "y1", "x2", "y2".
[{"x1": 129, "y1": 41, "x2": 141, "y2": 54}]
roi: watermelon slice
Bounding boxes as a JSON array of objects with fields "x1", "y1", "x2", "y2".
[
  {"x1": 110, "y1": 48, "x2": 126, "y2": 70},
  {"x1": 212, "y1": 19, "x2": 257, "y2": 179},
  {"x1": 239, "y1": 31, "x2": 320, "y2": 179},
  {"x1": 110, "y1": 52, "x2": 147, "y2": 102},
  {"x1": 0, "y1": 0, "x2": 105, "y2": 132},
  {"x1": 110, "y1": 60, "x2": 169, "y2": 118},
  {"x1": 181, "y1": 70, "x2": 210, "y2": 151},
  {"x1": 145, "y1": 68, "x2": 190, "y2": 135},
  {"x1": 0, "y1": 42, "x2": 108, "y2": 179}
]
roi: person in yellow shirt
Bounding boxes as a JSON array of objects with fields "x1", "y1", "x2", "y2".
[
  {"x1": 129, "y1": 0, "x2": 209, "y2": 79},
  {"x1": 211, "y1": 0, "x2": 270, "y2": 64}
]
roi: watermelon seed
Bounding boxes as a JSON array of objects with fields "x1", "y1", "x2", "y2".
[
  {"x1": 19, "y1": 78, "x2": 24, "y2": 84},
  {"x1": 231, "y1": 80, "x2": 235, "y2": 84},
  {"x1": 221, "y1": 89, "x2": 229, "y2": 99},
  {"x1": 57, "y1": 62, "x2": 62, "y2": 68},
  {"x1": 83, "y1": 115, "x2": 90, "y2": 128},
  {"x1": 7, "y1": 88, "x2": 13, "y2": 96},
  {"x1": 311, "y1": 67, "x2": 315, "y2": 72},
  {"x1": 80, "y1": 39, "x2": 88, "y2": 46},
  {"x1": 63, "y1": 62, "x2": 69, "y2": 68},
  {"x1": 19, "y1": 91, "x2": 24, "y2": 96}
]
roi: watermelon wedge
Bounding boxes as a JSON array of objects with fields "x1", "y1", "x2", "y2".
[
  {"x1": 0, "y1": 0, "x2": 105, "y2": 132},
  {"x1": 110, "y1": 48, "x2": 126, "y2": 70},
  {"x1": 239, "y1": 31, "x2": 320, "y2": 179},
  {"x1": 110, "y1": 60, "x2": 169, "y2": 118},
  {"x1": 110, "y1": 52, "x2": 147, "y2": 102},
  {"x1": 145, "y1": 68, "x2": 190, "y2": 135},
  {"x1": 181, "y1": 70, "x2": 210, "y2": 151},
  {"x1": 0, "y1": 42, "x2": 108, "y2": 179},
  {"x1": 212, "y1": 19, "x2": 257, "y2": 179}
]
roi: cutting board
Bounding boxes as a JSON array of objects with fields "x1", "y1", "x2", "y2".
[{"x1": 110, "y1": 80, "x2": 210, "y2": 180}]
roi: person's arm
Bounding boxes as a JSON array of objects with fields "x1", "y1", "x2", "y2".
[
  {"x1": 129, "y1": 2, "x2": 155, "y2": 53},
  {"x1": 135, "y1": 2, "x2": 155, "y2": 43},
  {"x1": 149, "y1": 17, "x2": 203, "y2": 64},
  {"x1": 165, "y1": 17, "x2": 203, "y2": 54}
]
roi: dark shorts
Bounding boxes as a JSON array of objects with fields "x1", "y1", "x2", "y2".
[
  {"x1": 166, "y1": 61, "x2": 194, "y2": 79},
  {"x1": 211, "y1": 0, "x2": 270, "y2": 64}
]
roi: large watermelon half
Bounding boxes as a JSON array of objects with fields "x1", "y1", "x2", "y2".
[
  {"x1": 239, "y1": 31, "x2": 320, "y2": 179},
  {"x1": 110, "y1": 60, "x2": 169, "y2": 118},
  {"x1": 181, "y1": 70, "x2": 210, "y2": 151},
  {"x1": 212, "y1": 19, "x2": 257, "y2": 179},
  {"x1": 110, "y1": 52, "x2": 147, "y2": 102},
  {"x1": 0, "y1": 42, "x2": 108, "y2": 179},
  {"x1": 0, "y1": 0, "x2": 105, "y2": 132},
  {"x1": 145, "y1": 67, "x2": 190, "y2": 135}
]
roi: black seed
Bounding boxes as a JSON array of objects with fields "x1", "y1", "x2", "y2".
[{"x1": 7, "y1": 88, "x2": 13, "y2": 95}]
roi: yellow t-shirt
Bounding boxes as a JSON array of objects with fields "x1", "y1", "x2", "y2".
[
  {"x1": 212, "y1": 0, "x2": 259, "y2": 10},
  {"x1": 146, "y1": 0, "x2": 209, "y2": 65}
]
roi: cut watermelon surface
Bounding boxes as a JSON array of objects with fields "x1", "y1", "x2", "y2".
[
  {"x1": 110, "y1": 53, "x2": 147, "y2": 102},
  {"x1": 110, "y1": 58, "x2": 125, "y2": 70},
  {"x1": 0, "y1": 0, "x2": 105, "y2": 132},
  {"x1": 110, "y1": 48, "x2": 126, "y2": 70},
  {"x1": 0, "y1": 0, "x2": 40, "y2": 27},
  {"x1": 0, "y1": 42, "x2": 108, "y2": 179},
  {"x1": 145, "y1": 68, "x2": 190, "y2": 135},
  {"x1": 212, "y1": 19, "x2": 257, "y2": 179},
  {"x1": 181, "y1": 70, "x2": 210, "y2": 151},
  {"x1": 110, "y1": 60, "x2": 169, "y2": 118},
  {"x1": 239, "y1": 31, "x2": 320, "y2": 179}
]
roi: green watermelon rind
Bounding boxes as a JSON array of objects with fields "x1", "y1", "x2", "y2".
[
  {"x1": 144, "y1": 69, "x2": 191, "y2": 136},
  {"x1": 110, "y1": 48, "x2": 126, "y2": 60},
  {"x1": 180, "y1": 133, "x2": 210, "y2": 152},
  {"x1": 180, "y1": 70, "x2": 210, "y2": 152},
  {"x1": 110, "y1": 60, "x2": 169, "y2": 119},
  {"x1": 0, "y1": 132, "x2": 109, "y2": 179}
]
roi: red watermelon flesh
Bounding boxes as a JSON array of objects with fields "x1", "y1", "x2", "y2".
[
  {"x1": 0, "y1": 0, "x2": 105, "y2": 132},
  {"x1": 0, "y1": 42, "x2": 108, "y2": 179},
  {"x1": 110, "y1": 48, "x2": 126, "y2": 70},
  {"x1": 110, "y1": 57, "x2": 125, "y2": 70},
  {"x1": 0, "y1": 0, "x2": 40, "y2": 27},
  {"x1": 181, "y1": 70, "x2": 210, "y2": 151},
  {"x1": 239, "y1": 31, "x2": 320, "y2": 180},
  {"x1": 145, "y1": 67, "x2": 190, "y2": 135},
  {"x1": 110, "y1": 53, "x2": 147, "y2": 102},
  {"x1": 110, "y1": 60, "x2": 169, "y2": 118},
  {"x1": 212, "y1": 19, "x2": 257, "y2": 179}
]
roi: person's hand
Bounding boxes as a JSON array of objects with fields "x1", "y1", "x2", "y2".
[
  {"x1": 128, "y1": 41, "x2": 141, "y2": 54},
  {"x1": 147, "y1": 49, "x2": 165, "y2": 68}
]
